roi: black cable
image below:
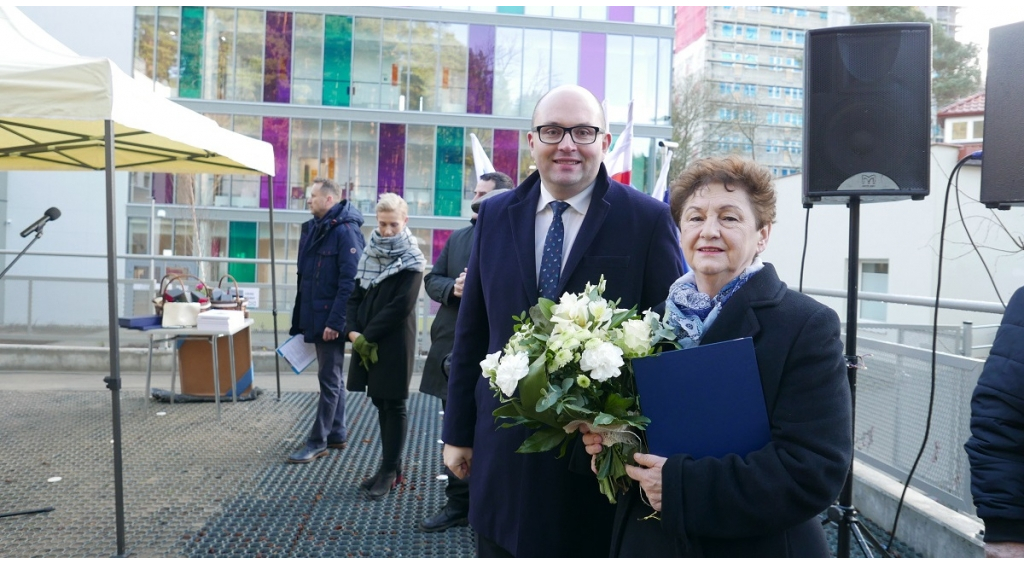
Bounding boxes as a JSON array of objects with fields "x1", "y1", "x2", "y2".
[
  {"x1": 885, "y1": 153, "x2": 974, "y2": 551},
  {"x1": 953, "y1": 162, "x2": 1006, "y2": 308},
  {"x1": 799, "y1": 206, "x2": 810, "y2": 292}
]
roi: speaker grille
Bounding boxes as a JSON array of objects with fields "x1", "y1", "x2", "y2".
[{"x1": 804, "y1": 24, "x2": 931, "y2": 204}]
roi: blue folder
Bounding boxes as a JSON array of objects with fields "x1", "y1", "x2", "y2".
[{"x1": 632, "y1": 337, "x2": 770, "y2": 459}]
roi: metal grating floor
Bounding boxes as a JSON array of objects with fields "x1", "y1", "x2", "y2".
[{"x1": 0, "y1": 388, "x2": 918, "y2": 557}]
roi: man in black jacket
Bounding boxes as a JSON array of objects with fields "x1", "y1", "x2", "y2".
[
  {"x1": 287, "y1": 178, "x2": 365, "y2": 463},
  {"x1": 418, "y1": 171, "x2": 512, "y2": 531},
  {"x1": 966, "y1": 285, "x2": 1024, "y2": 558}
]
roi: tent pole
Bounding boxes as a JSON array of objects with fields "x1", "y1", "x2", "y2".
[
  {"x1": 268, "y1": 177, "x2": 281, "y2": 399},
  {"x1": 102, "y1": 119, "x2": 128, "y2": 556}
]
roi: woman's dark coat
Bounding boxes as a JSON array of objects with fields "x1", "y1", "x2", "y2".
[
  {"x1": 345, "y1": 269, "x2": 423, "y2": 400},
  {"x1": 611, "y1": 263, "x2": 853, "y2": 557},
  {"x1": 965, "y1": 285, "x2": 1024, "y2": 543}
]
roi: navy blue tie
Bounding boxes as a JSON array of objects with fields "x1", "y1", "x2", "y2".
[{"x1": 539, "y1": 201, "x2": 570, "y2": 300}]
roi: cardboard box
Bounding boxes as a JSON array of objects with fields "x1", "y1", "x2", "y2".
[{"x1": 178, "y1": 327, "x2": 253, "y2": 398}]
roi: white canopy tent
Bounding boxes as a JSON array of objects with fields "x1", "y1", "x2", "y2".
[{"x1": 0, "y1": 7, "x2": 278, "y2": 555}]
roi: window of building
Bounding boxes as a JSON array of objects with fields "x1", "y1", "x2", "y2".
[
  {"x1": 746, "y1": 26, "x2": 758, "y2": 40},
  {"x1": 766, "y1": 112, "x2": 780, "y2": 125},
  {"x1": 767, "y1": 86, "x2": 781, "y2": 98},
  {"x1": 770, "y1": 29, "x2": 782, "y2": 42},
  {"x1": 951, "y1": 121, "x2": 967, "y2": 140},
  {"x1": 796, "y1": 31, "x2": 806, "y2": 45},
  {"x1": 860, "y1": 261, "x2": 889, "y2": 321},
  {"x1": 744, "y1": 84, "x2": 757, "y2": 97},
  {"x1": 973, "y1": 120, "x2": 984, "y2": 139},
  {"x1": 722, "y1": 24, "x2": 734, "y2": 38}
]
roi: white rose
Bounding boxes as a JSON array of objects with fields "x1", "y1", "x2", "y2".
[
  {"x1": 579, "y1": 341, "x2": 625, "y2": 382},
  {"x1": 620, "y1": 319, "x2": 653, "y2": 356},
  {"x1": 494, "y1": 351, "x2": 530, "y2": 397},
  {"x1": 480, "y1": 351, "x2": 502, "y2": 377}
]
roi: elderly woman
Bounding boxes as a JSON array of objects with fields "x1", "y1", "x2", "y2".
[
  {"x1": 584, "y1": 156, "x2": 852, "y2": 557},
  {"x1": 346, "y1": 193, "x2": 425, "y2": 500}
]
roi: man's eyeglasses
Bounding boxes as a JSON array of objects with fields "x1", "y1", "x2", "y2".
[{"x1": 534, "y1": 125, "x2": 602, "y2": 145}]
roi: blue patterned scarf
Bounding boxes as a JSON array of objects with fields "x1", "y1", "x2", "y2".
[{"x1": 665, "y1": 259, "x2": 764, "y2": 349}]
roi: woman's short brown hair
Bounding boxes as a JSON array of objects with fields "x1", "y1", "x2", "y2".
[{"x1": 669, "y1": 156, "x2": 777, "y2": 229}]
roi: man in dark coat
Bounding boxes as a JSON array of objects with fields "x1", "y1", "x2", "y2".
[
  {"x1": 419, "y1": 171, "x2": 513, "y2": 532},
  {"x1": 442, "y1": 85, "x2": 685, "y2": 557},
  {"x1": 966, "y1": 285, "x2": 1024, "y2": 558},
  {"x1": 287, "y1": 177, "x2": 365, "y2": 464}
]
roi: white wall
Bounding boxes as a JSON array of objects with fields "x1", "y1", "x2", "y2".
[
  {"x1": 2, "y1": 7, "x2": 136, "y2": 325},
  {"x1": 766, "y1": 144, "x2": 1024, "y2": 329}
]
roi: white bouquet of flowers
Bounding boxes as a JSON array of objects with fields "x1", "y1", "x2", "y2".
[{"x1": 482, "y1": 277, "x2": 677, "y2": 503}]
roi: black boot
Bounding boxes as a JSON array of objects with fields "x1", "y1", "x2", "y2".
[
  {"x1": 365, "y1": 470, "x2": 398, "y2": 500},
  {"x1": 359, "y1": 462, "x2": 402, "y2": 492}
]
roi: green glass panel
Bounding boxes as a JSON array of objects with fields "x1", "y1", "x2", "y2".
[
  {"x1": 434, "y1": 126, "x2": 464, "y2": 217},
  {"x1": 178, "y1": 6, "x2": 204, "y2": 98},
  {"x1": 497, "y1": 6, "x2": 525, "y2": 14},
  {"x1": 323, "y1": 15, "x2": 353, "y2": 107},
  {"x1": 228, "y1": 221, "x2": 257, "y2": 283}
]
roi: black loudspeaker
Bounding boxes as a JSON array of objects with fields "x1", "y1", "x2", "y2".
[
  {"x1": 979, "y1": 20, "x2": 1024, "y2": 210},
  {"x1": 803, "y1": 23, "x2": 931, "y2": 205}
]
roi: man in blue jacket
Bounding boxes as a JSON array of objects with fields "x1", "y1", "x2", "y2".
[
  {"x1": 966, "y1": 285, "x2": 1024, "y2": 557},
  {"x1": 442, "y1": 85, "x2": 684, "y2": 556},
  {"x1": 287, "y1": 177, "x2": 365, "y2": 463}
]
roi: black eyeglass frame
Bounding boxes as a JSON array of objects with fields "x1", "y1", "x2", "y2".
[{"x1": 533, "y1": 125, "x2": 603, "y2": 145}]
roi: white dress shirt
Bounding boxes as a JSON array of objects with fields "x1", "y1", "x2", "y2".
[{"x1": 534, "y1": 180, "x2": 595, "y2": 284}]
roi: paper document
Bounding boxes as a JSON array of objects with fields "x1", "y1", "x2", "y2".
[
  {"x1": 277, "y1": 335, "x2": 317, "y2": 374},
  {"x1": 632, "y1": 337, "x2": 770, "y2": 459}
]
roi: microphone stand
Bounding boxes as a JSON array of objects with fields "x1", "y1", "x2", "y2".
[
  {"x1": 0, "y1": 225, "x2": 55, "y2": 520},
  {"x1": 0, "y1": 227, "x2": 46, "y2": 281}
]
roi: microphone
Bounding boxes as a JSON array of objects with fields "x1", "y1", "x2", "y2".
[{"x1": 20, "y1": 207, "x2": 61, "y2": 238}]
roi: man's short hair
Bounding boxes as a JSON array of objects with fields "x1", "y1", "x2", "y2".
[
  {"x1": 479, "y1": 171, "x2": 514, "y2": 191},
  {"x1": 312, "y1": 177, "x2": 342, "y2": 199}
]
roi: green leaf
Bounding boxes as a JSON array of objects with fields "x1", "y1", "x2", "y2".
[
  {"x1": 609, "y1": 306, "x2": 637, "y2": 328},
  {"x1": 535, "y1": 384, "x2": 563, "y2": 412},
  {"x1": 516, "y1": 426, "x2": 567, "y2": 453},
  {"x1": 593, "y1": 412, "x2": 616, "y2": 426},
  {"x1": 603, "y1": 393, "x2": 635, "y2": 418},
  {"x1": 492, "y1": 402, "x2": 520, "y2": 420}
]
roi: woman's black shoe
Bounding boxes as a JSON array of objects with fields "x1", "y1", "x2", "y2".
[{"x1": 365, "y1": 470, "x2": 398, "y2": 500}]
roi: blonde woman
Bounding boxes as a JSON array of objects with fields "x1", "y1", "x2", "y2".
[{"x1": 346, "y1": 193, "x2": 425, "y2": 500}]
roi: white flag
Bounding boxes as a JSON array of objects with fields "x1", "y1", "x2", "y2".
[
  {"x1": 651, "y1": 149, "x2": 673, "y2": 204},
  {"x1": 470, "y1": 133, "x2": 496, "y2": 181}
]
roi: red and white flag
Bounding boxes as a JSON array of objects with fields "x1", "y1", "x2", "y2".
[
  {"x1": 603, "y1": 99, "x2": 634, "y2": 186},
  {"x1": 470, "y1": 133, "x2": 495, "y2": 181}
]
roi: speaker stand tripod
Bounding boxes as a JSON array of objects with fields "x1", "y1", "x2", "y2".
[{"x1": 821, "y1": 197, "x2": 893, "y2": 558}]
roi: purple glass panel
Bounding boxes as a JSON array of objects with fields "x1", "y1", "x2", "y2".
[
  {"x1": 260, "y1": 116, "x2": 289, "y2": 209},
  {"x1": 581, "y1": 33, "x2": 602, "y2": 101},
  {"x1": 607, "y1": 6, "x2": 634, "y2": 22},
  {"x1": 432, "y1": 229, "x2": 452, "y2": 264},
  {"x1": 579, "y1": 33, "x2": 606, "y2": 101},
  {"x1": 466, "y1": 25, "x2": 495, "y2": 115},
  {"x1": 492, "y1": 129, "x2": 520, "y2": 185},
  {"x1": 264, "y1": 11, "x2": 293, "y2": 103},
  {"x1": 377, "y1": 123, "x2": 406, "y2": 197},
  {"x1": 153, "y1": 173, "x2": 174, "y2": 204}
]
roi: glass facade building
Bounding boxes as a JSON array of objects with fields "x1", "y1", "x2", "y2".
[{"x1": 127, "y1": 6, "x2": 674, "y2": 287}]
